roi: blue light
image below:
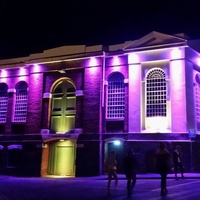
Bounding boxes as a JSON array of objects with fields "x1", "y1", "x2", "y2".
[{"x1": 113, "y1": 140, "x2": 121, "y2": 145}]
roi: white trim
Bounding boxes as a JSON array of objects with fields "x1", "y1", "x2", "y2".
[
  {"x1": 7, "y1": 89, "x2": 16, "y2": 93},
  {"x1": 124, "y1": 79, "x2": 129, "y2": 83},
  {"x1": 104, "y1": 80, "x2": 108, "y2": 86},
  {"x1": 43, "y1": 93, "x2": 52, "y2": 98},
  {"x1": 7, "y1": 144, "x2": 22, "y2": 150}
]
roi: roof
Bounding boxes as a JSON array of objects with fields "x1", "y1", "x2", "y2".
[
  {"x1": 108, "y1": 31, "x2": 188, "y2": 52},
  {"x1": 123, "y1": 31, "x2": 187, "y2": 51},
  {"x1": 0, "y1": 31, "x2": 198, "y2": 66}
]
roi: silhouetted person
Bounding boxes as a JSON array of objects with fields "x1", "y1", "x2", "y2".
[
  {"x1": 173, "y1": 145, "x2": 184, "y2": 180},
  {"x1": 105, "y1": 150, "x2": 118, "y2": 196},
  {"x1": 123, "y1": 148, "x2": 138, "y2": 197},
  {"x1": 155, "y1": 142, "x2": 171, "y2": 196}
]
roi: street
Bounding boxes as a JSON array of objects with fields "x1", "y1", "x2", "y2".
[{"x1": 0, "y1": 176, "x2": 200, "y2": 200}]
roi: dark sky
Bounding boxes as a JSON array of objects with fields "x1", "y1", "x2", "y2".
[{"x1": 0, "y1": 0, "x2": 200, "y2": 59}]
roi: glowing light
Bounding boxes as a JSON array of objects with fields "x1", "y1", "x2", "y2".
[
  {"x1": 113, "y1": 66, "x2": 120, "y2": 72},
  {"x1": 171, "y1": 48, "x2": 182, "y2": 59},
  {"x1": 1, "y1": 70, "x2": 7, "y2": 77},
  {"x1": 128, "y1": 53, "x2": 139, "y2": 64},
  {"x1": 88, "y1": 67, "x2": 98, "y2": 75},
  {"x1": 19, "y1": 68, "x2": 26, "y2": 76},
  {"x1": 113, "y1": 140, "x2": 121, "y2": 145},
  {"x1": 112, "y1": 56, "x2": 120, "y2": 66},
  {"x1": 170, "y1": 60, "x2": 184, "y2": 90},
  {"x1": 19, "y1": 76, "x2": 26, "y2": 81},
  {"x1": 197, "y1": 58, "x2": 200, "y2": 66},
  {"x1": 33, "y1": 64, "x2": 41, "y2": 73},
  {"x1": 146, "y1": 116, "x2": 168, "y2": 132},
  {"x1": 89, "y1": 57, "x2": 98, "y2": 67}
]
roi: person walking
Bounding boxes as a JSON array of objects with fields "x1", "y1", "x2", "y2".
[
  {"x1": 155, "y1": 142, "x2": 171, "y2": 196},
  {"x1": 123, "y1": 148, "x2": 138, "y2": 197},
  {"x1": 173, "y1": 145, "x2": 184, "y2": 180},
  {"x1": 105, "y1": 150, "x2": 118, "y2": 196}
]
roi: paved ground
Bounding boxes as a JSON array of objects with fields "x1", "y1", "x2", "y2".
[
  {"x1": 0, "y1": 173, "x2": 200, "y2": 200},
  {"x1": 99, "y1": 172, "x2": 200, "y2": 180}
]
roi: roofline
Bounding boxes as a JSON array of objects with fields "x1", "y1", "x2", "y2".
[{"x1": 123, "y1": 41, "x2": 187, "y2": 52}]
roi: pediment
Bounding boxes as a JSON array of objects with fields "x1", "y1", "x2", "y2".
[{"x1": 123, "y1": 31, "x2": 187, "y2": 51}]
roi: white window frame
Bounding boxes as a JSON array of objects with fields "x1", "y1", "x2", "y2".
[
  {"x1": 106, "y1": 72, "x2": 125, "y2": 120},
  {"x1": 146, "y1": 68, "x2": 167, "y2": 117},
  {"x1": 0, "y1": 83, "x2": 8, "y2": 123},
  {"x1": 195, "y1": 74, "x2": 200, "y2": 124},
  {"x1": 13, "y1": 82, "x2": 28, "y2": 122}
]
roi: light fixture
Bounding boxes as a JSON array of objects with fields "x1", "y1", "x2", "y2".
[
  {"x1": 58, "y1": 70, "x2": 66, "y2": 74},
  {"x1": 113, "y1": 140, "x2": 121, "y2": 145}
]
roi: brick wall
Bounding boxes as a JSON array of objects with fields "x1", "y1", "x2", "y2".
[
  {"x1": 83, "y1": 66, "x2": 101, "y2": 133},
  {"x1": 26, "y1": 73, "x2": 44, "y2": 133}
]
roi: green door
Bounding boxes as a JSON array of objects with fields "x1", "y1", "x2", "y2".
[
  {"x1": 55, "y1": 146, "x2": 74, "y2": 176},
  {"x1": 48, "y1": 140, "x2": 76, "y2": 177},
  {"x1": 51, "y1": 79, "x2": 76, "y2": 133}
]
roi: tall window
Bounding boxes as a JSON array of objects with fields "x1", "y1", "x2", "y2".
[
  {"x1": 146, "y1": 68, "x2": 167, "y2": 117},
  {"x1": 13, "y1": 81, "x2": 28, "y2": 122},
  {"x1": 107, "y1": 72, "x2": 125, "y2": 119},
  {"x1": 0, "y1": 83, "x2": 8, "y2": 123},
  {"x1": 195, "y1": 74, "x2": 200, "y2": 123}
]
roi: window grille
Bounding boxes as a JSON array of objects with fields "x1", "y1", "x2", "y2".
[
  {"x1": 107, "y1": 73, "x2": 125, "y2": 118},
  {"x1": 13, "y1": 82, "x2": 28, "y2": 122},
  {"x1": 146, "y1": 68, "x2": 167, "y2": 117},
  {"x1": 195, "y1": 83, "x2": 200, "y2": 122},
  {"x1": 0, "y1": 83, "x2": 8, "y2": 123}
]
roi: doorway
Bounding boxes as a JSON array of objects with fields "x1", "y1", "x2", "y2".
[{"x1": 48, "y1": 140, "x2": 76, "y2": 177}]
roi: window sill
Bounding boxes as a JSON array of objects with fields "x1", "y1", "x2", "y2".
[{"x1": 106, "y1": 118, "x2": 124, "y2": 121}]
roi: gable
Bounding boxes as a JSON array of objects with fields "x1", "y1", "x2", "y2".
[{"x1": 123, "y1": 31, "x2": 187, "y2": 51}]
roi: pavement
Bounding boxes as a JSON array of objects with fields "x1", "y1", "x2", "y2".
[
  {"x1": 96, "y1": 172, "x2": 200, "y2": 180},
  {"x1": 1, "y1": 172, "x2": 200, "y2": 180},
  {"x1": 0, "y1": 173, "x2": 200, "y2": 200}
]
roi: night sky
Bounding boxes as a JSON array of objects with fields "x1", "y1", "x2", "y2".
[{"x1": 0, "y1": 0, "x2": 200, "y2": 59}]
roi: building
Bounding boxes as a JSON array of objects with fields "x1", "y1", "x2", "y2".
[{"x1": 0, "y1": 31, "x2": 200, "y2": 177}]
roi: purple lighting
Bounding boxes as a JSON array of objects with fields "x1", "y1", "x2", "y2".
[
  {"x1": 112, "y1": 56, "x2": 120, "y2": 66},
  {"x1": 1, "y1": 69, "x2": 7, "y2": 82},
  {"x1": 113, "y1": 66, "x2": 120, "y2": 72},
  {"x1": 1, "y1": 69, "x2": 7, "y2": 77},
  {"x1": 128, "y1": 53, "x2": 139, "y2": 64},
  {"x1": 197, "y1": 58, "x2": 200, "y2": 66},
  {"x1": 19, "y1": 67, "x2": 27, "y2": 81},
  {"x1": 88, "y1": 57, "x2": 99, "y2": 75},
  {"x1": 19, "y1": 68, "x2": 26, "y2": 76},
  {"x1": 170, "y1": 48, "x2": 182, "y2": 59},
  {"x1": 33, "y1": 64, "x2": 41, "y2": 73},
  {"x1": 89, "y1": 57, "x2": 98, "y2": 67}
]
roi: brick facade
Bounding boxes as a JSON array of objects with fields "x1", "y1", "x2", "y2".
[{"x1": 0, "y1": 32, "x2": 200, "y2": 177}]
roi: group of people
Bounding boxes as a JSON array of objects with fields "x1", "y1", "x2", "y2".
[
  {"x1": 155, "y1": 143, "x2": 184, "y2": 196},
  {"x1": 105, "y1": 149, "x2": 137, "y2": 197},
  {"x1": 105, "y1": 143, "x2": 184, "y2": 197}
]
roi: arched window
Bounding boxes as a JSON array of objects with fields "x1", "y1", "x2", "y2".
[
  {"x1": 0, "y1": 83, "x2": 8, "y2": 123},
  {"x1": 107, "y1": 72, "x2": 125, "y2": 119},
  {"x1": 146, "y1": 68, "x2": 167, "y2": 117},
  {"x1": 13, "y1": 81, "x2": 28, "y2": 122}
]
